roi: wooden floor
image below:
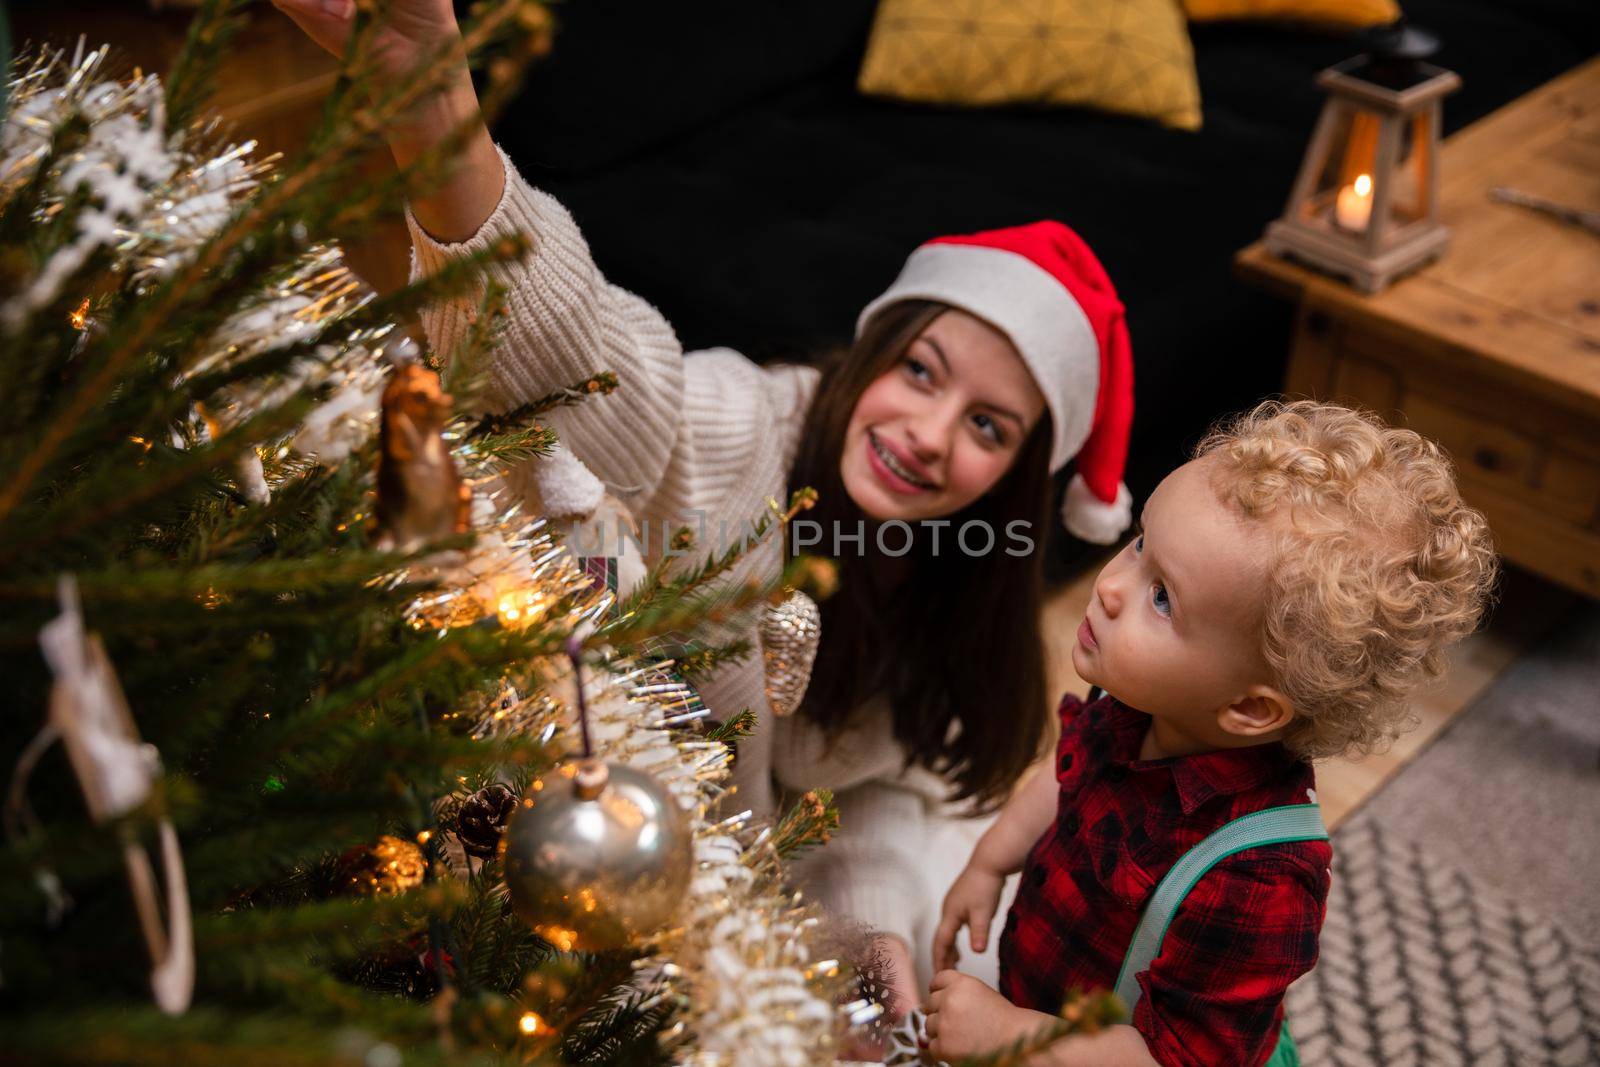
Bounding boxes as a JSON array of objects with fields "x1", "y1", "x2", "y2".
[{"x1": 1040, "y1": 554, "x2": 1573, "y2": 829}]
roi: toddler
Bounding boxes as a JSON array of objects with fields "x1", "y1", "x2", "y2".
[{"x1": 925, "y1": 400, "x2": 1497, "y2": 1066}]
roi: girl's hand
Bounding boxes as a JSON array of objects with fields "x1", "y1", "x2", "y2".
[
  {"x1": 273, "y1": 0, "x2": 502, "y2": 242},
  {"x1": 270, "y1": 0, "x2": 463, "y2": 98},
  {"x1": 875, "y1": 933, "x2": 921, "y2": 1022},
  {"x1": 932, "y1": 861, "x2": 1004, "y2": 973},
  {"x1": 924, "y1": 970, "x2": 1048, "y2": 1061}
]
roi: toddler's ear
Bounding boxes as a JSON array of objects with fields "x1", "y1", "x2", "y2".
[{"x1": 1217, "y1": 686, "x2": 1295, "y2": 741}]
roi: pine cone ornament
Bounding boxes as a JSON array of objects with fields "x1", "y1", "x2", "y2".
[
  {"x1": 455, "y1": 783, "x2": 518, "y2": 858},
  {"x1": 760, "y1": 588, "x2": 820, "y2": 717}
]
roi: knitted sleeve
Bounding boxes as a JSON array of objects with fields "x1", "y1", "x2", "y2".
[{"x1": 406, "y1": 145, "x2": 684, "y2": 502}]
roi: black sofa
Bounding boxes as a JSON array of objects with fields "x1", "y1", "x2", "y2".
[{"x1": 495, "y1": 0, "x2": 1597, "y2": 574}]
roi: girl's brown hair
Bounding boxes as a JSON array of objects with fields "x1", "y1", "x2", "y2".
[{"x1": 788, "y1": 300, "x2": 1054, "y2": 812}]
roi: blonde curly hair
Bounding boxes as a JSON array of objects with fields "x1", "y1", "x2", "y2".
[{"x1": 1196, "y1": 400, "x2": 1498, "y2": 761}]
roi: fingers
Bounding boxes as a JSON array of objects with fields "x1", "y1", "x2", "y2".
[
  {"x1": 935, "y1": 898, "x2": 995, "y2": 968},
  {"x1": 970, "y1": 911, "x2": 991, "y2": 954},
  {"x1": 269, "y1": 0, "x2": 355, "y2": 58},
  {"x1": 929, "y1": 968, "x2": 961, "y2": 993},
  {"x1": 932, "y1": 913, "x2": 960, "y2": 973},
  {"x1": 273, "y1": 0, "x2": 354, "y2": 18}
]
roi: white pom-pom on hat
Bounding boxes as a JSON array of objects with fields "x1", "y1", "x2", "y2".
[{"x1": 1061, "y1": 473, "x2": 1132, "y2": 545}]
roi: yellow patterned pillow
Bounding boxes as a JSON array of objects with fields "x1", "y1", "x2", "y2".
[
  {"x1": 1182, "y1": 0, "x2": 1399, "y2": 27},
  {"x1": 857, "y1": 0, "x2": 1203, "y2": 132}
]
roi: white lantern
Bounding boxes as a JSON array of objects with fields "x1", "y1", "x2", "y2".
[{"x1": 1265, "y1": 25, "x2": 1459, "y2": 293}]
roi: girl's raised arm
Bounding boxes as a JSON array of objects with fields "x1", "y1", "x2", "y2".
[
  {"x1": 274, "y1": 0, "x2": 686, "y2": 502},
  {"x1": 408, "y1": 155, "x2": 686, "y2": 503},
  {"x1": 273, "y1": 0, "x2": 501, "y2": 240}
]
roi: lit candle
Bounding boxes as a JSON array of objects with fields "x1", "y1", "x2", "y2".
[{"x1": 1335, "y1": 173, "x2": 1374, "y2": 232}]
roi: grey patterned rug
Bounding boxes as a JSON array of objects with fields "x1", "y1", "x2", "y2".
[{"x1": 1286, "y1": 601, "x2": 1600, "y2": 1066}]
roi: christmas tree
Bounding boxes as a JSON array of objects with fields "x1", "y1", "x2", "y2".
[{"x1": 0, "y1": 3, "x2": 852, "y2": 1064}]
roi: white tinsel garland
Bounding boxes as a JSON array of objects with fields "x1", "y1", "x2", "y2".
[
  {"x1": 2, "y1": 43, "x2": 403, "y2": 495},
  {"x1": 474, "y1": 656, "x2": 862, "y2": 1065}
]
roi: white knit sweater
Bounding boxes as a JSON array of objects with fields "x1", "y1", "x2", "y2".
[{"x1": 405, "y1": 147, "x2": 1010, "y2": 980}]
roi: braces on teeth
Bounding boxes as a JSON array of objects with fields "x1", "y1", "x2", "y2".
[{"x1": 873, "y1": 433, "x2": 931, "y2": 488}]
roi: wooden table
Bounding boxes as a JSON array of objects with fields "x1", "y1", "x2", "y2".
[{"x1": 1236, "y1": 59, "x2": 1600, "y2": 599}]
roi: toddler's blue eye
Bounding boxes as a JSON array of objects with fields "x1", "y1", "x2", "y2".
[
  {"x1": 1151, "y1": 582, "x2": 1171, "y2": 618},
  {"x1": 972, "y1": 413, "x2": 1001, "y2": 443},
  {"x1": 1134, "y1": 534, "x2": 1144, "y2": 553},
  {"x1": 905, "y1": 357, "x2": 932, "y2": 381}
]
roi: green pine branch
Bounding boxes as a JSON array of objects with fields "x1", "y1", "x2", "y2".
[
  {"x1": 463, "y1": 371, "x2": 621, "y2": 438},
  {"x1": 163, "y1": 0, "x2": 250, "y2": 134}
]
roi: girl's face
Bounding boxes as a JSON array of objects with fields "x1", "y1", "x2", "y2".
[{"x1": 841, "y1": 309, "x2": 1047, "y2": 523}]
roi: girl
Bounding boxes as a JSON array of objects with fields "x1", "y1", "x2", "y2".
[{"x1": 275, "y1": 0, "x2": 1135, "y2": 1011}]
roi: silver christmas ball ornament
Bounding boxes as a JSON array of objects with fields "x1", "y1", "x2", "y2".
[{"x1": 502, "y1": 758, "x2": 692, "y2": 951}]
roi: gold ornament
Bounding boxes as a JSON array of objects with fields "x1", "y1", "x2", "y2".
[
  {"x1": 373, "y1": 364, "x2": 472, "y2": 552},
  {"x1": 339, "y1": 834, "x2": 427, "y2": 896},
  {"x1": 502, "y1": 758, "x2": 691, "y2": 951},
  {"x1": 760, "y1": 588, "x2": 821, "y2": 717}
]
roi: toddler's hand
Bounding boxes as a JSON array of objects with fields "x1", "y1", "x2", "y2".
[
  {"x1": 924, "y1": 970, "x2": 1043, "y2": 1061},
  {"x1": 932, "y1": 861, "x2": 1004, "y2": 973}
]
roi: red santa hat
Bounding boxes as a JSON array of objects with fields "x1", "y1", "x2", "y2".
[{"x1": 855, "y1": 220, "x2": 1135, "y2": 544}]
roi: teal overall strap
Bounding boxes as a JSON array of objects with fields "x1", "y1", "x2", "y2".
[{"x1": 1112, "y1": 803, "x2": 1328, "y2": 1021}]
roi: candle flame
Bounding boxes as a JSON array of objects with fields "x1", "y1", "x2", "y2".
[{"x1": 1354, "y1": 173, "x2": 1372, "y2": 196}]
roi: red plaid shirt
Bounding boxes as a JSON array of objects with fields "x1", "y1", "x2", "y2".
[{"x1": 997, "y1": 694, "x2": 1332, "y2": 1067}]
